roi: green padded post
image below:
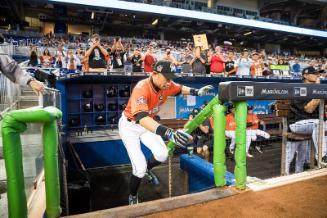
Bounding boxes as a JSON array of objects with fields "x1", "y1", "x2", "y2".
[
  {"x1": 234, "y1": 101, "x2": 247, "y2": 190},
  {"x1": 167, "y1": 96, "x2": 220, "y2": 154},
  {"x1": 1, "y1": 106, "x2": 62, "y2": 218},
  {"x1": 212, "y1": 104, "x2": 227, "y2": 187}
]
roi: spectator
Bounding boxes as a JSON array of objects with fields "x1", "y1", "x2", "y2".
[
  {"x1": 209, "y1": 46, "x2": 225, "y2": 75},
  {"x1": 123, "y1": 46, "x2": 133, "y2": 74},
  {"x1": 55, "y1": 45, "x2": 66, "y2": 68},
  {"x1": 190, "y1": 46, "x2": 206, "y2": 74},
  {"x1": 236, "y1": 49, "x2": 252, "y2": 76},
  {"x1": 66, "y1": 50, "x2": 80, "y2": 72},
  {"x1": 76, "y1": 48, "x2": 84, "y2": 71},
  {"x1": 28, "y1": 46, "x2": 39, "y2": 67},
  {"x1": 130, "y1": 47, "x2": 143, "y2": 72},
  {"x1": 111, "y1": 36, "x2": 125, "y2": 69},
  {"x1": 225, "y1": 50, "x2": 237, "y2": 76},
  {"x1": 250, "y1": 52, "x2": 264, "y2": 77},
  {"x1": 143, "y1": 45, "x2": 156, "y2": 73},
  {"x1": 40, "y1": 48, "x2": 53, "y2": 67},
  {"x1": 162, "y1": 47, "x2": 178, "y2": 65},
  {"x1": 84, "y1": 34, "x2": 109, "y2": 72},
  {"x1": 180, "y1": 47, "x2": 193, "y2": 74},
  {"x1": 292, "y1": 59, "x2": 301, "y2": 75}
]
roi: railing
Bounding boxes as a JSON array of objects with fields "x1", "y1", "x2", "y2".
[{"x1": 0, "y1": 46, "x2": 62, "y2": 217}]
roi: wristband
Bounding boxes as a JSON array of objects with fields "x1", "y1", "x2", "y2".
[
  {"x1": 155, "y1": 125, "x2": 171, "y2": 139},
  {"x1": 190, "y1": 88, "x2": 199, "y2": 96}
]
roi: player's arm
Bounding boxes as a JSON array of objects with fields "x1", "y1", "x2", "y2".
[
  {"x1": 98, "y1": 44, "x2": 109, "y2": 57},
  {"x1": 138, "y1": 114, "x2": 160, "y2": 132},
  {"x1": 136, "y1": 113, "x2": 192, "y2": 149},
  {"x1": 181, "y1": 85, "x2": 214, "y2": 96},
  {"x1": 304, "y1": 99, "x2": 320, "y2": 113},
  {"x1": 84, "y1": 45, "x2": 95, "y2": 57}
]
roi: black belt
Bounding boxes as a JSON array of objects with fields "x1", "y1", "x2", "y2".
[{"x1": 127, "y1": 118, "x2": 139, "y2": 124}]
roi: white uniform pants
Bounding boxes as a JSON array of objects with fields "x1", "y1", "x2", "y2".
[
  {"x1": 118, "y1": 114, "x2": 168, "y2": 178},
  {"x1": 285, "y1": 140, "x2": 309, "y2": 175},
  {"x1": 225, "y1": 129, "x2": 269, "y2": 153},
  {"x1": 290, "y1": 119, "x2": 327, "y2": 159}
]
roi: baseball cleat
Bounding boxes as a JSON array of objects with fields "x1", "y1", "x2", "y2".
[
  {"x1": 144, "y1": 170, "x2": 160, "y2": 186},
  {"x1": 128, "y1": 194, "x2": 139, "y2": 205}
]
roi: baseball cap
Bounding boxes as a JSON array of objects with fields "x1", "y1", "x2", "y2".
[
  {"x1": 302, "y1": 66, "x2": 323, "y2": 75},
  {"x1": 153, "y1": 60, "x2": 180, "y2": 80}
]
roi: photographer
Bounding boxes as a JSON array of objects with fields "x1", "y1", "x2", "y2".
[
  {"x1": 190, "y1": 46, "x2": 206, "y2": 75},
  {"x1": 111, "y1": 36, "x2": 125, "y2": 69},
  {"x1": 84, "y1": 34, "x2": 109, "y2": 72},
  {"x1": 162, "y1": 47, "x2": 178, "y2": 66}
]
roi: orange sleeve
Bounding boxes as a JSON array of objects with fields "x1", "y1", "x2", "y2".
[
  {"x1": 165, "y1": 81, "x2": 182, "y2": 96},
  {"x1": 130, "y1": 86, "x2": 149, "y2": 115}
]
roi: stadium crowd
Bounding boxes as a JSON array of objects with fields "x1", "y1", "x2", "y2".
[{"x1": 5, "y1": 32, "x2": 326, "y2": 77}]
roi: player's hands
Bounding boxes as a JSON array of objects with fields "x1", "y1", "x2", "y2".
[
  {"x1": 29, "y1": 80, "x2": 45, "y2": 95},
  {"x1": 198, "y1": 85, "x2": 213, "y2": 96},
  {"x1": 166, "y1": 129, "x2": 193, "y2": 149}
]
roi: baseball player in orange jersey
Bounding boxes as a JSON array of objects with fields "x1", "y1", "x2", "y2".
[{"x1": 119, "y1": 60, "x2": 213, "y2": 205}]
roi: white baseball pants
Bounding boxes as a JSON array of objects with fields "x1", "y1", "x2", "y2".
[{"x1": 118, "y1": 114, "x2": 168, "y2": 178}]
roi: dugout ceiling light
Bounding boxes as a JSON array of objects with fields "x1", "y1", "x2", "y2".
[
  {"x1": 243, "y1": 31, "x2": 252, "y2": 36},
  {"x1": 91, "y1": 11, "x2": 95, "y2": 19},
  {"x1": 152, "y1": 18, "x2": 158, "y2": 26}
]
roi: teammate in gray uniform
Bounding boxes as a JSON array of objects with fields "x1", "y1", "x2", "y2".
[
  {"x1": 0, "y1": 34, "x2": 45, "y2": 95},
  {"x1": 285, "y1": 66, "x2": 326, "y2": 174},
  {"x1": 0, "y1": 34, "x2": 44, "y2": 195}
]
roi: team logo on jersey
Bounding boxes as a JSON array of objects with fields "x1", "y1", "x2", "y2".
[
  {"x1": 136, "y1": 96, "x2": 147, "y2": 105},
  {"x1": 159, "y1": 95, "x2": 163, "y2": 102},
  {"x1": 156, "y1": 65, "x2": 163, "y2": 73}
]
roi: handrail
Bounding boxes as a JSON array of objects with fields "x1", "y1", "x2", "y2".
[{"x1": 2, "y1": 106, "x2": 62, "y2": 218}]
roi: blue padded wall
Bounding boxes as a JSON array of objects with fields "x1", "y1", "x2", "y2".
[
  {"x1": 74, "y1": 139, "x2": 152, "y2": 169},
  {"x1": 180, "y1": 154, "x2": 235, "y2": 193}
]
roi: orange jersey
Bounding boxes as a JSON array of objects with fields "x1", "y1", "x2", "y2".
[
  {"x1": 247, "y1": 113, "x2": 259, "y2": 129},
  {"x1": 225, "y1": 113, "x2": 235, "y2": 131},
  {"x1": 124, "y1": 78, "x2": 182, "y2": 121}
]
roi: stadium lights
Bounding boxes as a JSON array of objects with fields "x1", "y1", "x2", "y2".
[
  {"x1": 50, "y1": 0, "x2": 327, "y2": 38},
  {"x1": 152, "y1": 18, "x2": 158, "y2": 26},
  {"x1": 243, "y1": 31, "x2": 252, "y2": 36},
  {"x1": 91, "y1": 11, "x2": 95, "y2": 19}
]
